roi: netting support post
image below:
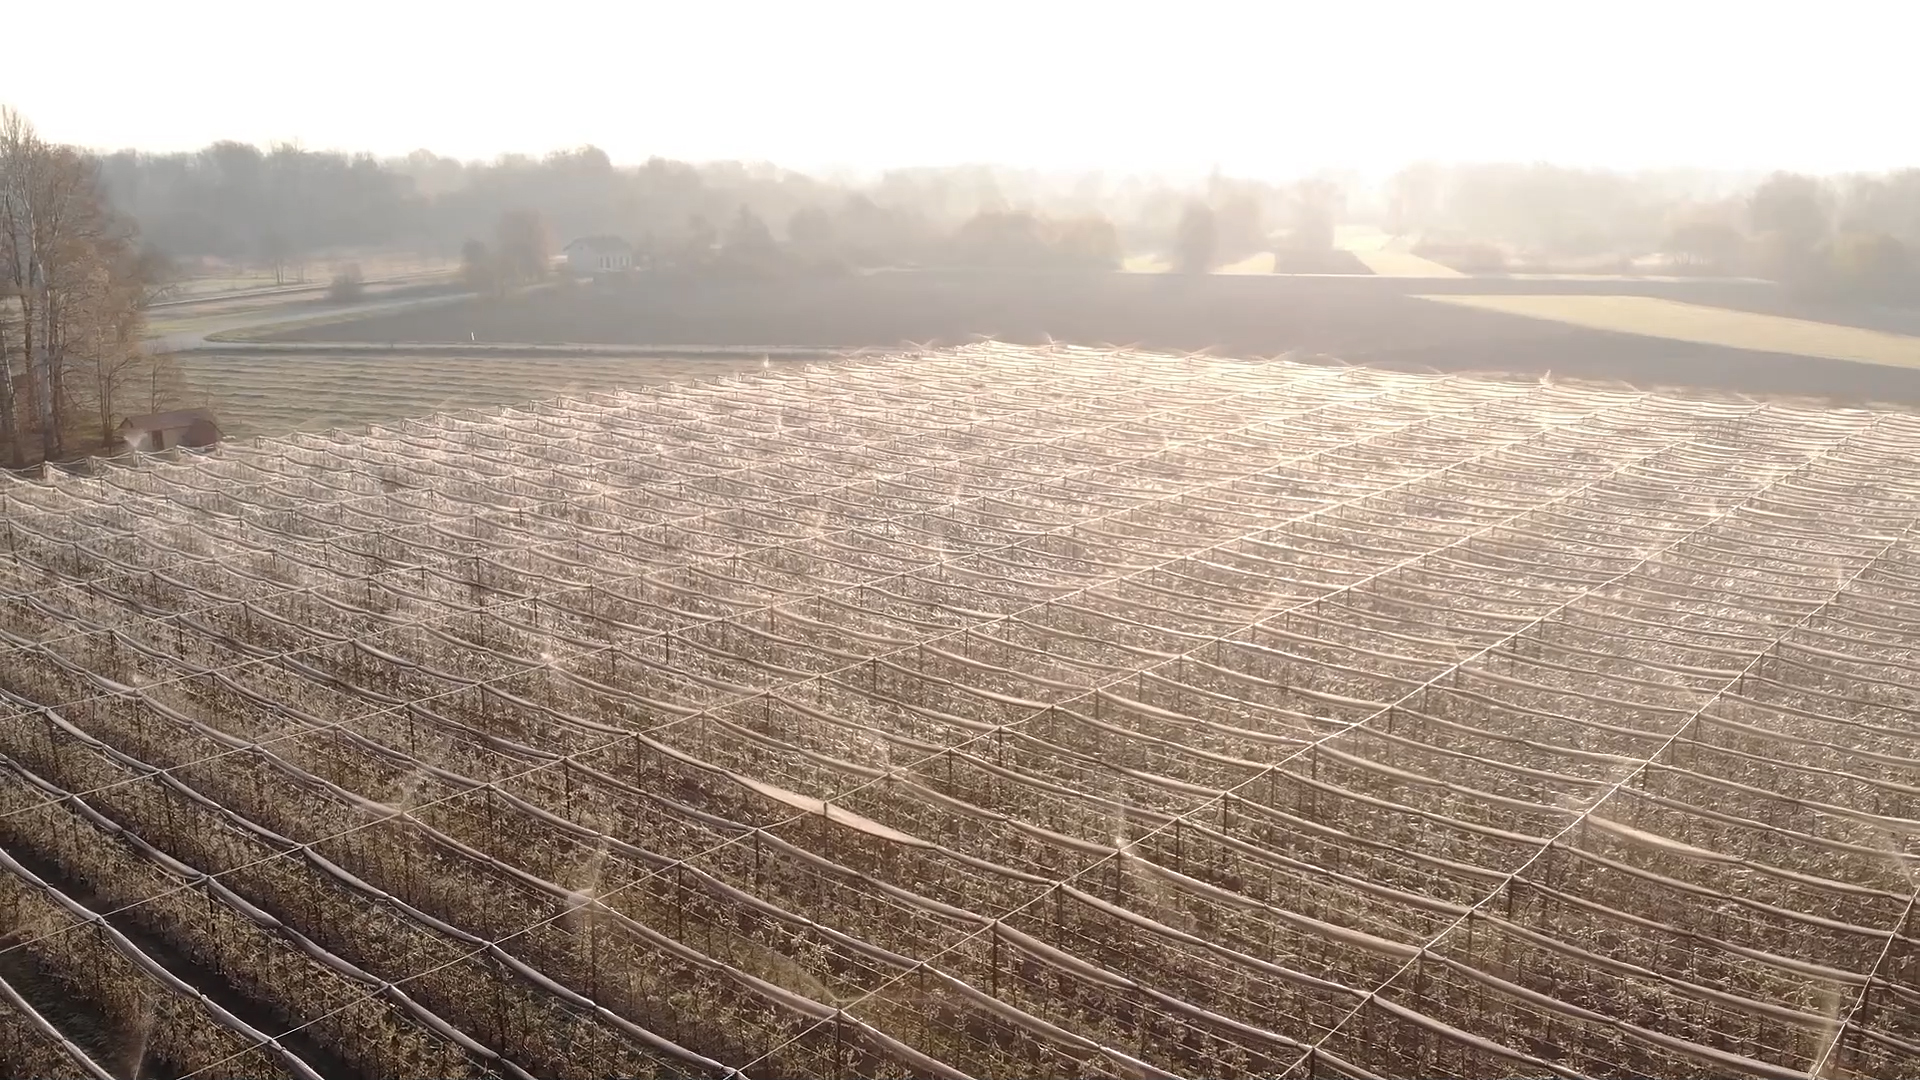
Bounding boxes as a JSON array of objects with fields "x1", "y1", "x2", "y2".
[
  {"x1": 492, "y1": 956, "x2": 509, "y2": 1050},
  {"x1": 674, "y1": 864, "x2": 685, "y2": 943},
  {"x1": 988, "y1": 924, "x2": 999, "y2": 999}
]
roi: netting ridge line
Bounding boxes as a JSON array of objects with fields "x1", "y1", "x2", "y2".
[
  {"x1": 1679, "y1": 697, "x2": 1920, "y2": 794},
  {"x1": 836, "y1": 398, "x2": 1871, "y2": 1074},
  {"x1": 0, "y1": 352, "x2": 1276, "y2": 648},
  {"x1": 0, "y1": 342, "x2": 1382, "y2": 490},
  {"x1": 0, "y1": 671, "x2": 740, "y2": 1079},
  {"x1": 116, "y1": 346, "x2": 1265, "y2": 517},
  {"x1": 238, "y1": 342, "x2": 926, "y2": 457},
  {"x1": 0, "y1": 746, "x2": 542, "y2": 1080},
  {"x1": 0, "y1": 360, "x2": 1486, "y2": 960},
  {"x1": 168, "y1": 380, "x2": 1797, "y2": 1076},
  {"x1": 0, "y1": 961, "x2": 117, "y2": 1079},
  {"x1": 0, "y1": 360, "x2": 1442, "y2": 825},
  {"x1": 116, "y1": 372, "x2": 1599, "y2": 1079},
  {"x1": 0, "y1": 372, "x2": 1413, "y2": 764},
  {"x1": 15, "y1": 367, "x2": 1697, "y2": 1068},
  {"x1": 1094, "y1": 666, "x2": 1911, "y2": 932},
  {"x1": 705, "y1": 392, "x2": 1732, "y2": 1079},
  {"x1": 0, "y1": 353, "x2": 1131, "y2": 607},
  {"x1": 7, "y1": 388, "x2": 1351, "y2": 714},
  {"x1": 1294, "y1": 410, "x2": 1911, "y2": 1079},
  {"x1": 0, "y1": 361, "x2": 1466, "y2": 1068},
  {"x1": 1728, "y1": 675, "x2": 1920, "y2": 786},
  {"x1": 0, "y1": 843, "x2": 330, "y2": 1080},
  {"x1": 98, "y1": 350, "x2": 1200, "y2": 526},
  {"x1": 1807, "y1": 886, "x2": 1918, "y2": 1078},
  {"x1": 0, "y1": 356, "x2": 1364, "y2": 692},
  {"x1": 1356, "y1": 683, "x2": 1920, "y2": 877}
]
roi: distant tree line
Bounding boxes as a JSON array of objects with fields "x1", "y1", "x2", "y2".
[
  {"x1": 1, "y1": 108, "x2": 178, "y2": 468},
  {"x1": 94, "y1": 143, "x2": 1378, "y2": 280},
  {"x1": 1387, "y1": 162, "x2": 1920, "y2": 296},
  {"x1": 86, "y1": 135, "x2": 1920, "y2": 298},
  {"x1": 1711, "y1": 170, "x2": 1919, "y2": 298}
]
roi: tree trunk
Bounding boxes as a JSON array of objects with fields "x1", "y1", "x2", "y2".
[
  {"x1": 17, "y1": 295, "x2": 48, "y2": 465},
  {"x1": 0, "y1": 318, "x2": 21, "y2": 469},
  {"x1": 98, "y1": 367, "x2": 113, "y2": 453},
  {"x1": 34, "y1": 288, "x2": 57, "y2": 461}
]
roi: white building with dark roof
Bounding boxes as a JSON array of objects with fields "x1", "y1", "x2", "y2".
[{"x1": 563, "y1": 236, "x2": 634, "y2": 275}]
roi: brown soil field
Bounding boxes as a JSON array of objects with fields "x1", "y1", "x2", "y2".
[{"x1": 264, "y1": 271, "x2": 1920, "y2": 404}]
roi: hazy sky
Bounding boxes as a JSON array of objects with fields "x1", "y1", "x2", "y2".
[{"x1": 8, "y1": 1, "x2": 1916, "y2": 177}]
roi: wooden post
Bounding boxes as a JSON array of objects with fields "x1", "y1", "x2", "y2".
[
  {"x1": 988, "y1": 926, "x2": 999, "y2": 998},
  {"x1": 833, "y1": 1010, "x2": 843, "y2": 1080}
]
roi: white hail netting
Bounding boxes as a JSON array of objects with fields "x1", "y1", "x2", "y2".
[{"x1": 0, "y1": 342, "x2": 1912, "y2": 1080}]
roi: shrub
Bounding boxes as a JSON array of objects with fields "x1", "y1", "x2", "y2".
[
  {"x1": 326, "y1": 263, "x2": 365, "y2": 303},
  {"x1": 1172, "y1": 203, "x2": 1218, "y2": 274},
  {"x1": 1828, "y1": 231, "x2": 1912, "y2": 298}
]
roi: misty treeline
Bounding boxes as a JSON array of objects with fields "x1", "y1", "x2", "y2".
[
  {"x1": 92, "y1": 136, "x2": 1920, "y2": 294},
  {"x1": 1390, "y1": 163, "x2": 1920, "y2": 295},
  {"x1": 1, "y1": 108, "x2": 179, "y2": 469},
  {"x1": 99, "y1": 141, "x2": 1353, "y2": 277}
]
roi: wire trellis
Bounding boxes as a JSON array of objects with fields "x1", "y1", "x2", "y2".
[{"x1": 0, "y1": 343, "x2": 1914, "y2": 1080}]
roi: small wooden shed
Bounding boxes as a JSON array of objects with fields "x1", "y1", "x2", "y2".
[{"x1": 120, "y1": 408, "x2": 223, "y2": 452}]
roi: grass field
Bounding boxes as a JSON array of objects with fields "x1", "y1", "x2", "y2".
[
  {"x1": 1335, "y1": 229, "x2": 1466, "y2": 278},
  {"x1": 175, "y1": 352, "x2": 789, "y2": 437},
  {"x1": 166, "y1": 254, "x2": 456, "y2": 298},
  {"x1": 1215, "y1": 251, "x2": 1276, "y2": 274},
  {"x1": 1419, "y1": 293, "x2": 1920, "y2": 370},
  {"x1": 148, "y1": 280, "x2": 467, "y2": 348},
  {"x1": 1348, "y1": 248, "x2": 1467, "y2": 277}
]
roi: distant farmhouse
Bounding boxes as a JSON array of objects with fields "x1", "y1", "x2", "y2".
[
  {"x1": 563, "y1": 236, "x2": 633, "y2": 276},
  {"x1": 120, "y1": 408, "x2": 222, "y2": 453}
]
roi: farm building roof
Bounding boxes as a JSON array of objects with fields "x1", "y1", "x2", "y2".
[
  {"x1": 0, "y1": 343, "x2": 1913, "y2": 1079},
  {"x1": 562, "y1": 235, "x2": 632, "y2": 253}
]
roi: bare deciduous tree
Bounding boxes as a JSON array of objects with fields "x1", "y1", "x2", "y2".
[
  {"x1": 1, "y1": 106, "x2": 171, "y2": 465},
  {"x1": 1172, "y1": 201, "x2": 1217, "y2": 274},
  {"x1": 494, "y1": 209, "x2": 551, "y2": 286}
]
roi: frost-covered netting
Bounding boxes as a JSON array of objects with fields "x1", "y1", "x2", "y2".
[{"x1": 0, "y1": 342, "x2": 1915, "y2": 1080}]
